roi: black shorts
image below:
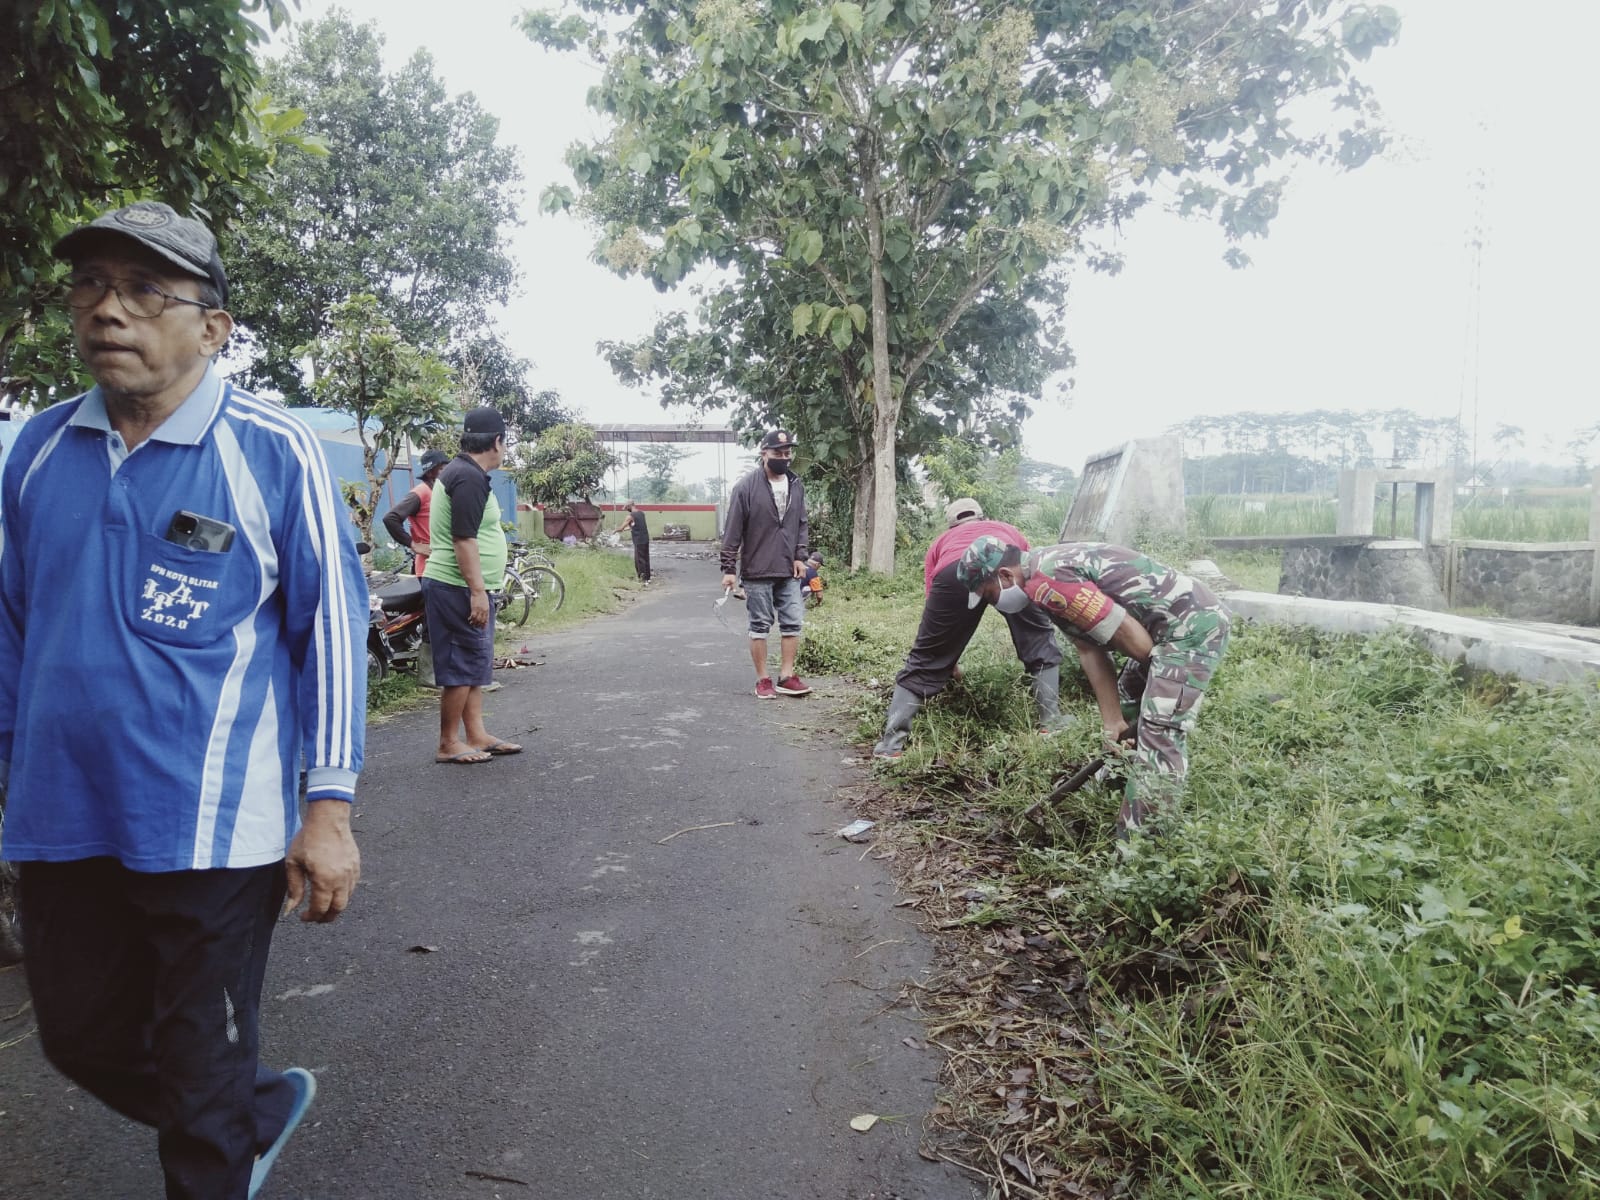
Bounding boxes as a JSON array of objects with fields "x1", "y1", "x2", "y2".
[
  {"x1": 420, "y1": 578, "x2": 496, "y2": 687},
  {"x1": 895, "y1": 560, "x2": 1061, "y2": 697}
]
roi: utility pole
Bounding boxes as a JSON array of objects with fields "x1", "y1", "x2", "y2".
[{"x1": 1457, "y1": 148, "x2": 1490, "y2": 492}]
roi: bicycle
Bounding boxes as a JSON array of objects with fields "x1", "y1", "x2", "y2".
[{"x1": 496, "y1": 542, "x2": 566, "y2": 626}]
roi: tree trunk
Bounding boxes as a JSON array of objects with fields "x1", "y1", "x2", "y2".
[
  {"x1": 864, "y1": 178, "x2": 897, "y2": 574},
  {"x1": 850, "y1": 452, "x2": 873, "y2": 571},
  {"x1": 359, "y1": 440, "x2": 382, "y2": 547}
]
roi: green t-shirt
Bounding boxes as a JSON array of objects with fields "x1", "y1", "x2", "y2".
[{"x1": 422, "y1": 456, "x2": 507, "y2": 590}]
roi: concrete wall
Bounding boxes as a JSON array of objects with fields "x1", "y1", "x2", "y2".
[
  {"x1": 1212, "y1": 588, "x2": 1600, "y2": 687},
  {"x1": 1107, "y1": 434, "x2": 1186, "y2": 544},
  {"x1": 1450, "y1": 541, "x2": 1596, "y2": 623},
  {"x1": 596, "y1": 504, "x2": 720, "y2": 540},
  {"x1": 1280, "y1": 539, "x2": 1448, "y2": 610},
  {"x1": 517, "y1": 504, "x2": 721, "y2": 542},
  {"x1": 1591, "y1": 466, "x2": 1600, "y2": 619},
  {"x1": 1266, "y1": 531, "x2": 1599, "y2": 627},
  {"x1": 1188, "y1": 560, "x2": 1600, "y2": 686},
  {"x1": 1061, "y1": 434, "x2": 1186, "y2": 543}
]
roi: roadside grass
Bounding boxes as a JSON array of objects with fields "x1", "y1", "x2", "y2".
[
  {"x1": 499, "y1": 543, "x2": 640, "y2": 636},
  {"x1": 802, "y1": 568, "x2": 1600, "y2": 1199},
  {"x1": 366, "y1": 545, "x2": 640, "y2": 716},
  {"x1": 1208, "y1": 548, "x2": 1280, "y2": 593}
]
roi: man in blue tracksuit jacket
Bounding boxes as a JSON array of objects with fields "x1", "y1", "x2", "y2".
[{"x1": 0, "y1": 202, "x2": 367, "y2": 1199}]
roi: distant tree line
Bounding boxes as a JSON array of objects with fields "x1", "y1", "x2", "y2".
[{"x1": 1181, "y1": 409, "x2": 1600, "y2": 494}]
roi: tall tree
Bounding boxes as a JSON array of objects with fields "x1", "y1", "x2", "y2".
[
  {"x1": 297, "y1": 294, "x2": 458, "y2": 544},
  {"x1": 634, "y1": 443, "x2": 690, "y2": 501},
  {"x1": 529, "y1": 0, "x2": 1398, "y2": 570},
  {"x1": 922, "y1": 437, "x2": 1026, "y2": 526},
  {"x1": 452, "y1": 332, "x2": 572, "y2": 445},
  {"x1": 1, "y1": 0, "x2": 319, "y2": 408},
  {"x1": 226, "y1": 12, "x2": 523, "y2": 403},
  {"x1": 1020, "y1": 457, "x2": 1078, "y2": 497}
]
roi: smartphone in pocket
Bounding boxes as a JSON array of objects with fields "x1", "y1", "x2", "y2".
[{"x1": 164, "y1": 510, "x2": 236, "y2": 553}]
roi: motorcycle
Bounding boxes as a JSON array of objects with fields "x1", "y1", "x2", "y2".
[
  {"x1": 367, "y1": 574, "x2": 427, "y2": 681},
  {"x1": 358, "y1": 545, "x2": 426, "y2": 682}
]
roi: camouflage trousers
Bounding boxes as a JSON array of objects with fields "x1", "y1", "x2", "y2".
[{"x1": 1114, "y1": 607, "x2": 1231, "y2": 830}]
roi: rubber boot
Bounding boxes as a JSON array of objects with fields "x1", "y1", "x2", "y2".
[
  {"x1": 1031, "y1": 665, "x2": 1070, "y2": 734},
  {"x1": 872, "y1": 686, "x2": 922, "y2": 759}
]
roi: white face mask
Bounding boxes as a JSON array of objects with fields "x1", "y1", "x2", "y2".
[{"x1": 995, "y1": 582, "x2": 1030, "y2": 613}]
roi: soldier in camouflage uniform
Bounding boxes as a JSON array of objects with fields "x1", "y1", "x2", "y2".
[{"x1": 957, "y1": 535, "x2": 1230, "y2": 832}]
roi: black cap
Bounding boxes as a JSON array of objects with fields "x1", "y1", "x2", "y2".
[
  {"x1": 463, "y1": 406, "x2": 506, "y2": 437},
  {"x1": 54, "y1": 201, "x2": 228, "y2": 306},
  {"x1": 759, "y1": 429, "x2": 798, "y2": 450},
  {"x1": 418, "y1": 449, "x2": 450, "y2": 474}
]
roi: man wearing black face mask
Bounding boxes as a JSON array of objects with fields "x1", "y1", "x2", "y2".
[{"x1": 719, "y1": 430, "x2": 811, "y2": 698}]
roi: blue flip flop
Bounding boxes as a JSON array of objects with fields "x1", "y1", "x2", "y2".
[{"x1": 248, "y1": 1067, "x2": 317, "y2": 1199}]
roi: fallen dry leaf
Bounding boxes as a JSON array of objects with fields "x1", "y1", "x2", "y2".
[{"x1": 849, "y1": 1113, "x2": 880, "y2": 1133}]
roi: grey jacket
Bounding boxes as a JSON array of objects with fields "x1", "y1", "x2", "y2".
[{"x1": 719, "y1": 466, "x2": 808, "y2": 579}]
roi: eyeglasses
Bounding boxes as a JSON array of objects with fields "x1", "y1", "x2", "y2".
[{"x1": 64, "y1": 273, "x2": 213, "y2": 319}]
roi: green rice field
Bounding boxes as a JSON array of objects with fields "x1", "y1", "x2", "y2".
[{"x1": 1189, "y1": 492, "x2": 1592, "y2": 543}]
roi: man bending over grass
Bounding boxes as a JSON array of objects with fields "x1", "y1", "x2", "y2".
[
  {"x1": 871, "y1": 498, "x2": 1064, "y2": 759},
  {"x1": 957, "y1": 536, "x2": 1230, "y2": 833}
]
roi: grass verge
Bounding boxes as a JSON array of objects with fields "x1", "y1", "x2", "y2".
[
  {"x1": 801, "y1": 566, "x2": 1600, "y2": 1199},
  {"x1": 1208, "y1": 548, "x2": 1281, "y2": 593}
]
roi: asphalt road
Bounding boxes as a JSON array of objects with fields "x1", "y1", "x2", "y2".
[{"x1": 0, "y1": 548, "x2": 978, "y2": 1200}]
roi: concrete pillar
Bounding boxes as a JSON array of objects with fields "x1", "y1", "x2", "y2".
[
  {"x1": 1425, "y1": 477, "x2": 1453, "y2": 543},
  {"x1": 1589, "y1": 467, "x2": 1600, "y2": 622},
  {"x1": 1337, "y1": 469, "x2": 1373, "y2": 535},
  {"x1": 1414, "y1": 483, "x2": 1435, "y2": 545}
]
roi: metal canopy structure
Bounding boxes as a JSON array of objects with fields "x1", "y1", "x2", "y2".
[
  {"x1": 594, "y1": 423, "x2": 739, "y2": 445},
  {"x1": 594, "y1": 423, "x2": 745, "y2": 504}
]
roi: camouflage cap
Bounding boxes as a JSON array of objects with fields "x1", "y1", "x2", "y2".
[{"x1": 955, "y1": 535, "x2": 1021, "y2": 608}]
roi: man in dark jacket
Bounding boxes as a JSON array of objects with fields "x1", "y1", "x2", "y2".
[{"x1": 720, "y1": 429, "x2": 811, "y2": 698}]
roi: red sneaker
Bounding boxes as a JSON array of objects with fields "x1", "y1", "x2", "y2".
[
  {"x1": 754, "y1": 677, "x2": 778, "y2": 699},
  {"x1": 775, "y1": 675, "x2": 812, "y2": 696}
]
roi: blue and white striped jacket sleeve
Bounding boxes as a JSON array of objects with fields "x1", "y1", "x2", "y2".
[{"x1": 276, "y1": 436, "x2": 368, "y2": 802}]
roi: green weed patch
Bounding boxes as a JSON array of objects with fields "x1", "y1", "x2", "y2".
[{"x1": 805, "y1": 571, "x2": 1600, "y2": 1198}]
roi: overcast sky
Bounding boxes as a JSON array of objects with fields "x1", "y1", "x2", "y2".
[{"x1": 273, "y1": 0, "x2": 1600, "y2": 484}]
